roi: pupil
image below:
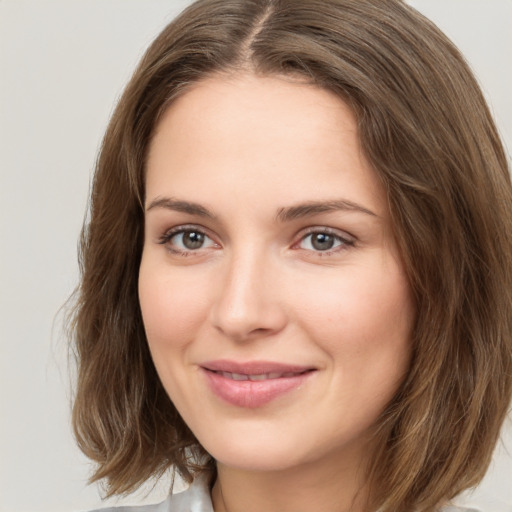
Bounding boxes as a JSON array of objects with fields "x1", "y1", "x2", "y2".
[
  {"x1": 312, "y1": 233, "x2": 334, "y2": 251},
  {"x1": 183, "y1": 231, "x2": 204, "y2": 249}
]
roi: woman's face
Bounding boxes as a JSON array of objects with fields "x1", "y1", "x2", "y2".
[{"x1": 139, "y1": 74, "x2": 414, "y2": 474}]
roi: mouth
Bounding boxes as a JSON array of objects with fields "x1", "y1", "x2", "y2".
[
  {"x1": 209, "y1": 370, "x2": 310, "y2": 381},
  {"x1": 200, "y1": 360, "x2": 316, "y2": 408},
  {"x1": 201, "y1": 359, "x2": 315, "y2": 375}
]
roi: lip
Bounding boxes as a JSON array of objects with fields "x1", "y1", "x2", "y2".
[{"x1": 200, "y1": 360, "x2": 316, "y2": 408}]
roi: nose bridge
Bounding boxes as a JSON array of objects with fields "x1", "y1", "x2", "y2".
[{"x1": 210, "y1": 244, "x2": 285, "y2": 340}]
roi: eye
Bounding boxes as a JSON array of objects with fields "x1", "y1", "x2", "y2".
[
  {"x1": 174, "y1": 230, "x2": 210, "y2": 250},
  {"x1": 297, "y1": 229, "x2": 354, "y2": 253},
  {"x1": 158, "y1": 227, "x2": 217, "y2": 254}
]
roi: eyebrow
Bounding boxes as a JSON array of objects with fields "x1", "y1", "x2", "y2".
[
  {"x1": 146, "y1": 197, "x2": 216, "y2": 218},
  {"x1": 276, "y1": 199, "x2": 377, "y2": 222},
  {"x1": 146, "y1": 196, "x2": 377, "y2": 221}
]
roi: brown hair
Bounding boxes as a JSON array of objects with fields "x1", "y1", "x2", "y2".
[{"x1": 70, "y1": 1, "x2": 512, "y2": 510}]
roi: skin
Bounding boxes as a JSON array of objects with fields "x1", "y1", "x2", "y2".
[{"x1": 139, "y1": 73, "x2": 415, "y2": 512}]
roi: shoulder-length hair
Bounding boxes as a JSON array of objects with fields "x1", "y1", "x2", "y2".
[{"x1": 70, "y1": 1, "x2": 512, "y2": 510}]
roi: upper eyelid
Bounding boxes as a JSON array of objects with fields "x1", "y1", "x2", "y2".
[
  {"x1": 155, "y1": 224, "x2": 355, "y2": 247},
  {"x1": 292, "y1": 227, "x2": 356, "y2": 254},
  {"x1": 157, "y1": 226, "x2": 219, "y2": 257},
  {"x1": 296, "y1": 225, "x2": 355, "y2": 241},
  {"x1": 161, "y1": 223, "x2": 212, "y2": 238},
  {"x1": 157, "y1": 224, "x2": 217, "y2": 246}
]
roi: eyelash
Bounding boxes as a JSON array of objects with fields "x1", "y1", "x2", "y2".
[
  {"x1": 157, "y1": 225, "x2": 217, "y2": 256},
  {"x1": 157, "y1": 225, "x2": 355, "y2": 257},
  {"x1": 294, "y1": 228, "x2": 355, "y2": 255}
]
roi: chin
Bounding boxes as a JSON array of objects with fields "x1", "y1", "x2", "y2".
[
  {"x1": 199, "y1": 431, "x2": 302, "y2": 472},
  {"x1": 203, "y1": 429, "x2": 342, "y2": 475},
  {"x1": 214, "y1": 450, "x2": 304, "y2": 473}
]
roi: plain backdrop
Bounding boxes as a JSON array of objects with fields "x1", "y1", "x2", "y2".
[{"x1": 1, "y1": 1, "x2": 511, "y2": 511}]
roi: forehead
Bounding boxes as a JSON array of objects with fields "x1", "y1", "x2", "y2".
[
  {"x1": 150, "y1": 73, "x2": 358, "y2": 156},
  {"x1": 146, "y1": 73, "x2": 386, "y2": 218}
]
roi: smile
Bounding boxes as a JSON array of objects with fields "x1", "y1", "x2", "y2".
[
  {"x1": 213, "y1": 371, "x2": 308, "y2": 381},
  {"x1": 200, "y1": 360, "x2": 316, "y2": 408}
]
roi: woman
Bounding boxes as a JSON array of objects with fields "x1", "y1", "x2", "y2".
[{"x1": 70, "y1": 1, "x2": 512, "y2": 511}]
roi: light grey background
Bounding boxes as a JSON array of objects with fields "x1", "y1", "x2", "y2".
[{"x1": 1, "y1": 1, "x2": 511, "y2": 511}]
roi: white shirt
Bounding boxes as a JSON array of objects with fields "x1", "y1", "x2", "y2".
[{"x1": 88, "y1": 475, "x2": 482, "y2": 512}]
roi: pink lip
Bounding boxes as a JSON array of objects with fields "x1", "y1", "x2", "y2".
[{"x1": 200, "y1": 360, "x2": 316, "y2": 408}]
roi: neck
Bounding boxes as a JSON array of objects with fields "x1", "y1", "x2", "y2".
[{"x1": 211, "y1": 446, "x2": 372, "y2": 512}]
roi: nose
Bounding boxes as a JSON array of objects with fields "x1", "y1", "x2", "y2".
[{"x1": 209, "y1": 249, "x2": 287, "y2": 342}]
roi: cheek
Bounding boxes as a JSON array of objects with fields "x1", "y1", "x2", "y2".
[
  {"x1": 292, "y1": 260, "x2": 414, "y2": 375},
  {"x1": 138, "y1": 260, "x2": 213, "y2": 409},
  {"x1": 138, "y1": 261, "x2": 209, "y2": 355}
]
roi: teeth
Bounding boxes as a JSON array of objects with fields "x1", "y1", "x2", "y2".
[
  {"x1": 248, "y1": 374, "x2": 268, "y2": 381},
  {"x1": 224, "y1": 372, "x2": 249, "y2": 381},
  {"x1": 217, "y1": 371, "x2": 301, "y2": 381}
]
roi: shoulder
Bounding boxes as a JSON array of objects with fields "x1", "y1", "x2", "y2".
[
  {"x1": 85, "y1": 497, "x2": 171, "y2": 512},
  {"x1": 85, "y1": 475, "x2": 214, "y2": 512},
  {"x1": 440, "y1": 506, "x2": 483, "y2": 512},
  {"x1": 85, "y1": 485, "x2": 484, "y2": 512}
]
